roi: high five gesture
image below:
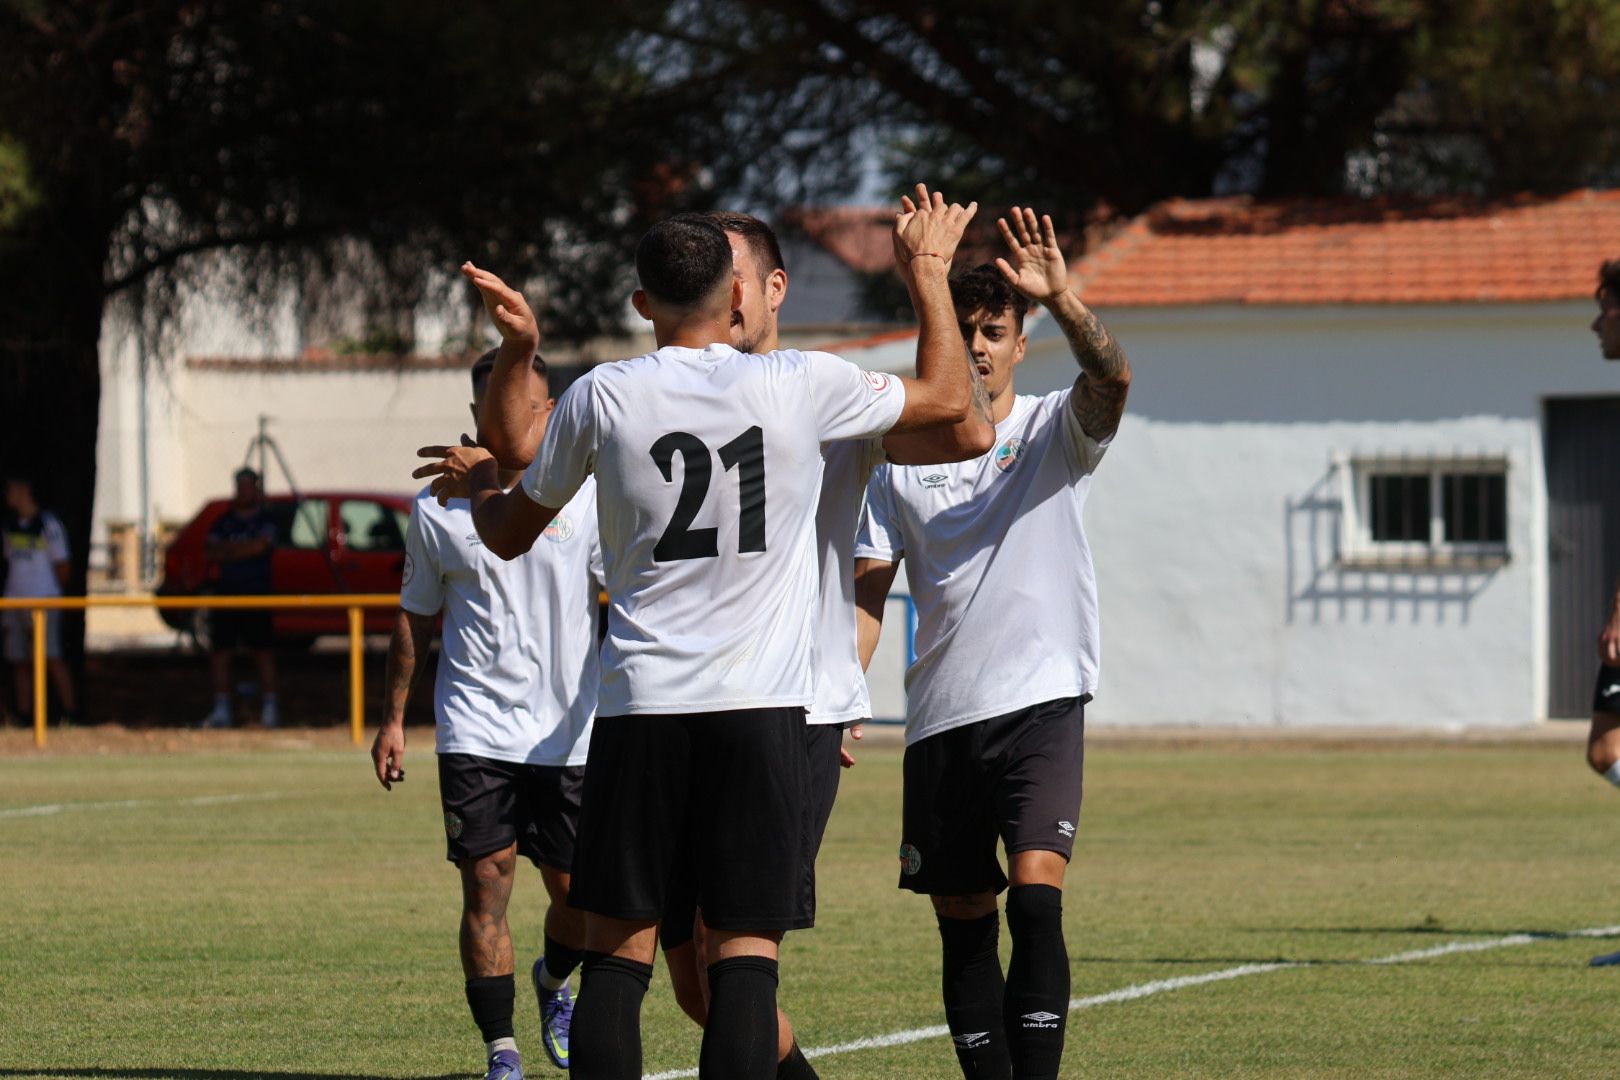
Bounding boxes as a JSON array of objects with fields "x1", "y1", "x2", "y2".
[{"x1": 995, "y1": 206, "x2": 1131, "y2": 440}]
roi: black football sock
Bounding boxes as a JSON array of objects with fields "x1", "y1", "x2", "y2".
[
  {"x1": 538, "y1": 931, "x2": 586, "y2": 989},
  {"x1": 570, "y1": 951, "x2": 652, "y2": 1080},
  {"x1": 937, "y1": 911, "x2": 1012, "y2": 1079},
  {"x1": 464, "y1": 973, "x2": 516, "y2": 1050},
  {"x1": 1003, "y1": 884, "x2": 1069, "y2": 1080},
  {"x1": 777, "y1": 1040, "x2": 820, "y2": 1079},
  {"x1": 701, "y1": 955, "x2": 780, "y2": 1080}
]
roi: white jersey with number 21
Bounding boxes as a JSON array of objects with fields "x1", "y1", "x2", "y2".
[{"x1": 525, "y1": 343, "x2": 906, "y2": 717}]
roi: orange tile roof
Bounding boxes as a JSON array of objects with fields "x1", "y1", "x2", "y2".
[{"x1": 1074, "y1": 190, "x2": 1620, "y2": 307}]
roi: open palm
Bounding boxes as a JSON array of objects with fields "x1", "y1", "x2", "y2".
[{"x1": 995, "y1": 206, "x2": 1069, "y2": 302}]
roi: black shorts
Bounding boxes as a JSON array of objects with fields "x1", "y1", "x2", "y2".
[
  {"x1": 1595, "y1": 666, "x2": 1620, "y2": 715},
  {"x1": 573, "y1": 708, "x2": 811, "y2": 934},
  {"x1": 898, "y1": 695, "x2": 1087, "y2": 896},
  {"x1": 660, "y1": 719, "x2": 848, "y2": 952},
  {"x1": 212, "y1": 608, "x2": 272, "y2": 650},
  {"x1": 437, "y1": 753, "x2": 584, "y2": 871}
]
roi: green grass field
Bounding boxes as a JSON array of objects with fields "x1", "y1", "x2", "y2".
[{"x1": 4, "y1": 732, "x2": 1620, "y2": 1078}]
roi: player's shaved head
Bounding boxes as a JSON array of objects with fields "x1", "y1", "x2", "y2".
[
  {"x1": 704, "y1": 211, "x2": 785, "y2": 280},
  {"x1": 950, "y1": 264, "x2": 1033, "y2": 330},
  {"x1": 636, "y1": 214, "x2": 734, "y2": 310}
]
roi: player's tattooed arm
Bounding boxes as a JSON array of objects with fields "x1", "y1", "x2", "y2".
[
  {"x1": 854, "y1": 557, "x2": 901, "y2": 671},
  {"x1": 373, "y1": 608, "x2": 433, "y2": 790},
  {"x1": 884, "y1": 351, "x2": 996, "y2": 464},
  {"x1": 994, "y1": 206, "x2": 1131, "y2": 441}
]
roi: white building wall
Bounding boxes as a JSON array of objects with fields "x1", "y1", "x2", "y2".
[{"x1": 860, "y1": 302, "x2": 1620, "y2": 728}]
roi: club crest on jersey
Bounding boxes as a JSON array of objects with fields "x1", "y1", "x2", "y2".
[
  {"x1": 994, "y1": 437, "x2": 1027, "y2": 473},
  {"x1": 898, "y1": 842, "x2": 922, "y2": 876},
  {"x1": 444, "y1": 812, "x2": 464, "y2": 840},
  {"x1": 401, "y1": 554, "x2": 415, "y2": 586},
  {"x1": 863, "y1": 370, "x2": 890, "y2": 393},
  {"x1": 543, "y1": 515, "x2": 574, "y2": 543},
  {"x1": 922, "y1": 472, "x2": 948, "y2": 490}
]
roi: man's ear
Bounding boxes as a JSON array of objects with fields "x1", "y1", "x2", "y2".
[
  {"x1": 767, "y1": 268, "x2": 788, "y2": 314},
  {"x1": 631, "y1": 289, "x2": 651, "y2": 321},
  {"x1": 1013, "y1": 332, "x2": 1028, "y2": 368},
  {"x1": 544, "y1": 397, "x2": 556, "y2": 415},
  {"x1": 730, "y1": 276, "x2": 744, "y2": 311}
]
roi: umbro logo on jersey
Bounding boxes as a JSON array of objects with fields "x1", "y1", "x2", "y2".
[
  {"x1": 1602, "y1": 684, "x2": 1620, "y2": 697},
  {"x1": 1058, "y1": 820, "x2": 1075, "y2": 837},
  {"x1": 922, "y1": 472, "x2": 948, "y2": 489},
  {"x1": 1021, "y1": 1011, "x2": 1061, "y2": 1028},
  {"x1": 464, "y1": 532, "x2": 484, "y2": 547},
  {"x1": 952, "y1": 1032, "x2": 991, "y2": 1049}
]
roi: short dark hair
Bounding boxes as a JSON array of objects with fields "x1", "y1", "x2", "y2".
[
  {"x1": 705, "y1": 211, "x2": 786, "y2": 279},
  {"x1": 470, "y1": 347, "x2": 547, "y2": 391},
  {"x1": 949, "y1": 264, "x2": 1032, "y2": 329},
  {"x1": 635, "y1": 213, "x2": 733, "y2": 308},
  {"x1": 234, "y1": 467, "x2": 260, "y2": 486},
  {"x1": 1600, "y1": 260, "x2": 1620, "y2": 302}
]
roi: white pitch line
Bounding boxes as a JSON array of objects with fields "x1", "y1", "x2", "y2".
[
  {"x1": 641, "y1": 924, "x2": 1620, "y2": 1080},
  {"x1": 0, "y1": 791, "x2": 283, "y2": 820}
]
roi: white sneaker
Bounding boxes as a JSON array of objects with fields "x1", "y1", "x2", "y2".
[
  {"x1": 259, "y1": 701, "x2": 280, "y2": 729},
  {"x1": 200, "y1": 704, "x2": 233, "y2": 729}
]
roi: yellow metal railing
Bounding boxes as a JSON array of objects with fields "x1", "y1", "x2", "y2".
[{"x1": 0, "y1": 594, "x2": 399, "y2": 750}]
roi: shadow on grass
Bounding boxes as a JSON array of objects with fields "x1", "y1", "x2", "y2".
[{"x1": 0, "y1": 1071, "x2": 465, "y2": 1080}]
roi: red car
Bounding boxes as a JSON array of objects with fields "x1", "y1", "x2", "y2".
[{"x1": 157, "y1": 491, "x2": 414, "y2": 647}]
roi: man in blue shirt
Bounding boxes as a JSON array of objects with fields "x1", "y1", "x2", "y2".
[{"x1": 200, "y1": 468, "x2": 280, "y2": 728}]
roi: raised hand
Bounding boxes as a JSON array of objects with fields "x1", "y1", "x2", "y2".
[
  {"x1": 893, "y1": 182, "x2": 978, "y2": 277},
  {"x1": 461, "y1": 262, "x2": 540, "y2": 350},
  {"x1": 995, "y1": 206, "x2": 1070, "y2": 303},
  {"x1": 413, "y1": 434, "x2": 497, "y2": 506}
]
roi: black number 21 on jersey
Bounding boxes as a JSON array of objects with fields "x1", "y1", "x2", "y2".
[{"x1": 649, "y1": 426, "x2": 767, "y2": 561}]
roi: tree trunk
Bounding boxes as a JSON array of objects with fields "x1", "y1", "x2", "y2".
[{"x1": 0, "y1": 205, "x2": 108, "y2": 720}]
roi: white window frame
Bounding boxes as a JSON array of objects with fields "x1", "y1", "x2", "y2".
[{"x1": 1335, "y1": 453, "x2": 1511, "y2": 570}]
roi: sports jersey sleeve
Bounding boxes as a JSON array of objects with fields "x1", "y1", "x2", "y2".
[
  {"x1": 398, "y1": 501, "x2": 445, "y2": 616},
  {"x1": 853, "y1": 465, "x2": 905, "y2": 563},
  {"x1": 524, "y1": 373, "x2": 598, "y2": 509},
  {"x1": 803, "y1": 350, "x2": 906, "y2": 443},
  {"x1": 1057, "y1": 384, "x2": 1113, "y2": 477},
  {"x1": 43, "y1": 514, "x2": 68, "y2": 563}
]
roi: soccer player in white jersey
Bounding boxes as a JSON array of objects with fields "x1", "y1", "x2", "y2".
[
  {"x1": 853, "y1": 208, "x2": 1131, "y2": 1080},
  {"x1": 647, "y1": 207, "x2": 996, "y2": 1077},
  {"x1": 372, "y1": 350, "x2": 601, "y2": 1079},
  {"x1": 418, "y1": 190, "x2": 977, "y2": 1079}
]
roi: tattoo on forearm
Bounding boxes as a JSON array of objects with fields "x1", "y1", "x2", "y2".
[
  {"x1": 1061, "y1": 305, "x2": 1128, "y2": 382},
  {"x1": 967, "y1": 351, "x2": 993, "y2": 424},
  {"x1": 384, "y1": 615, "x2": 432, "y2": 719}
]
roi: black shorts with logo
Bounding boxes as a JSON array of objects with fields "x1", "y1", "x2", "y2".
[
  {"x1": 575, "y1": 707, "x2": 811, "y2": 934},
  {"x1": 1594, "y1": 666, "x2": 1620, "y2": 715},
  {"x1": 437, "y1": 753, "x2": 584, "y2": 871},
  {"x1": 660, "y1": 718, "x2": 847, "y2": 951},
  {"x1": 898, "y1": 695, "x2": 1087, "y2": 896}
]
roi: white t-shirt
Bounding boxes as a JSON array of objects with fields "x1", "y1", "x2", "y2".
[
  {"x1": 400, "y1": 480, "x2": 602, "y2": 766},
  {"x1": 524, "y1": 343, "x2": 905, "y2": 716},
  {"x1": 855, "y1": 388, "x2": 1110, "y2": 744},
  {"x1": 2, "y1": 511, "x2": 69, "y2": 599},
  {"x1": 809, "y1": 437, "x2": 888, "y2": 725}
]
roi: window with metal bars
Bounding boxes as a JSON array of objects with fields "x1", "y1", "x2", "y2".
[{"x1": 1341, "y1": 455, "x2": 1509, "y2": 567}]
